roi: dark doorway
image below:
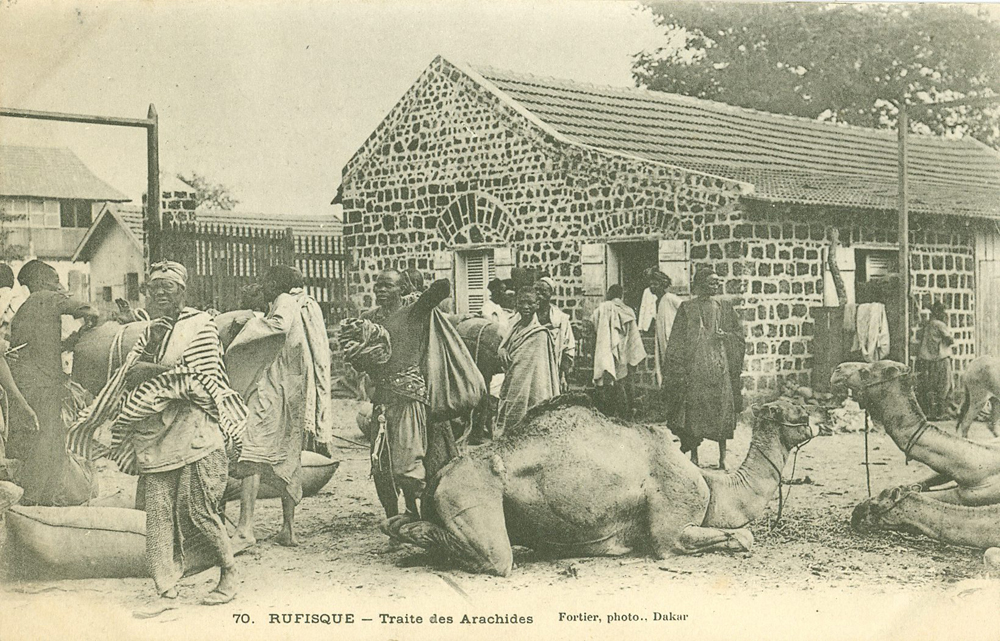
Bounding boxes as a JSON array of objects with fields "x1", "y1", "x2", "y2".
[{"x1": 609, "y1": 241, "x2": 658, "y2": 313}]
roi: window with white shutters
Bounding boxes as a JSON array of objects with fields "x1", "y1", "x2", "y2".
[{"x1": 456, "y1": 250, "x2": 496, "y2": 315}]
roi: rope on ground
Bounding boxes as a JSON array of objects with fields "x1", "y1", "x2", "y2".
[{"x1": 329, "y1": 433, "x2": 368, "y2": 448}]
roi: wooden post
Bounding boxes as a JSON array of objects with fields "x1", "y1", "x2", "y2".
[
  {"x1": 898, "y1": 103, "x2": 910, "y2": 366},
  {"x1": 0, "y1": 105, "x2": 161, "y2": 267},
  {"x1": 147, "y1": 104, "x2": 161, "y2": 263}
]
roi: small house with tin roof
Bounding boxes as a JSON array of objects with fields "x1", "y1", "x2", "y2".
[
  {"x1": 337, "y1": 56, "x2": 1000, "y2": 398},
  {"x1": 0, "y1": 144, "x2": 130, "y2": 299}
]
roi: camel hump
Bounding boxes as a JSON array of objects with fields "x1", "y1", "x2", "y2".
[{"x1": 519, "y1": 393, "x2": 594, "y2": 424}]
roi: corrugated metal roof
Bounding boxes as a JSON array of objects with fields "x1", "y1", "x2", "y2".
[
  {"x1": 0, "y1": 145, "x2": 129, "y2": 202},
  {"x1": 472, "y1": 65, "x2": 1000, "y2": 218}
]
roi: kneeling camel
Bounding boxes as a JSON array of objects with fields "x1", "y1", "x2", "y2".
[
  {"x1": 387, "y1": 396, "x2": 816, "y2": 576},
  {"x1": 832, "y1": 361, "x2": 1000, "y2": 562}
]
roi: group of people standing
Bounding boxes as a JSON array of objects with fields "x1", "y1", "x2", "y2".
[
  {"x1": 347, "y1": 262, "x2": 748, "y2": 533},
  {"x1": 1, "y1": 259, "x2": 332, "y2": 605}
]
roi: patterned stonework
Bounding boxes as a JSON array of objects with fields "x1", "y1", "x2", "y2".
[{"x1": 340, "y1": 57, "x2": 978, "y2": 400}]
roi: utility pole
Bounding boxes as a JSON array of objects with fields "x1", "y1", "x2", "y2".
[
  {"x1": 895, "y1": 93, "x2": 999, "y2": 366},
  {"x1": 0, "y1": 104, "x2": 161, "y2": 263},
  {"x1": 898, "y1": 102, "x2": 909, "y2": 367}
]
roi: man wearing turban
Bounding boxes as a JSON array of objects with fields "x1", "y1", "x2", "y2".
[
  {"x1": 69, "y1": 260, "x2": 247, "y2": 604},
  {"x1": 662, "y1": 265, "x2": 745, "y2": 470}
]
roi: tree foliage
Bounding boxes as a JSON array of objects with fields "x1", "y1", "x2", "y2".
[
  {"x1": 633, "y1": 3, "x2": 1000, "y2": 146},
  {"x1": 176, "y1": 172, "x2": 239, "y2": 210}
]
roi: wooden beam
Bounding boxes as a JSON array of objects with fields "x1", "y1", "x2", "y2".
[
  {"x1": 146, "y1": 104, "x2": 161, "y2": 263},
  {"x1": 0, "y1": 107, "x2": 153, "y2": 129}
]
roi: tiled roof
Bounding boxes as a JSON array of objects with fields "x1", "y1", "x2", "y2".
[
  {"x1": 194, "y1": 208, "x2": 342, "y2": 236},
  {"x1": 470, "y1": 65, "x2": 1000, "y2": 219},
  {"x1": 0, "y1": 145, "x2": 129, "y2": 202},
  {"x1": 106, "y1": 205, "x2": 342, "y2": 241}
]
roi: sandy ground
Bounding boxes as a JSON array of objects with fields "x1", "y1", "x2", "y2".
[{"x1": 2, "y1": 398, "x2": 999, "y2": 641}]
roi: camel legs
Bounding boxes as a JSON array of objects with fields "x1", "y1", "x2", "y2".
[
  {"x1": 956, "y1": 389, "x2": 991, "y2": 438},
  {"x1": 675, "y1": 524, "x2": 753, "y2": 555},
  {"x1": 646, "y1": 475, "x2": 751, "y2": 557}
]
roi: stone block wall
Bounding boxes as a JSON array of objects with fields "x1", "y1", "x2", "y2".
[
  {"x1": 340, "y1": 57, "x2": 745, "y2": 315},
  {"x1": 339, "y1": 57, "x2": 981, "y2": 400},
  {"x1": 907, "y1": 221, "x2": 976, "y2": 381}
]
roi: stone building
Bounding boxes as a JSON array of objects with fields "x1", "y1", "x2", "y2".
[{"x1": 336, "y1": 56, "x2": 1000, "y2": 398}]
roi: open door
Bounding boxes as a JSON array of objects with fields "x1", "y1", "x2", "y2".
[
  {"x1": 581, "y1": 242, "x2": 608, "y2": 318},
  {"x1": 658, "y1": 239, "x2": 690, "y2": 295}
]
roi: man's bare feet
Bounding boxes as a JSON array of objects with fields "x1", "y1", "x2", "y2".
[
  {"x1": 160, "y1": 587, "x2": 178, "y2": 599},
  {"x1": 275, "y1": 525, "x2": 298, "y2": 547},
  {"x1": 202, "y1": 565, "x2": 238, "y2": 605},
  {"x1": 231, "y1": 530, "x2": 256, "y2": 555}
]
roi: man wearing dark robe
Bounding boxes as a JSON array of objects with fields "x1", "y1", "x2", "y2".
[
  {"x1": 662, "y1": 265, "x2": 745, "y2": 470},
  {"x1": 363, "y1": 269, "x2": 450, "y2": 518}
]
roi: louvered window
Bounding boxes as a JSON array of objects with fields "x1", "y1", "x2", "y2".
[
  {"x1": 456, "y1": 250, "x2": 496, "y2": 315},
  {"x1": 865, "y1": 253, "x2": 897, "y2": 279}
]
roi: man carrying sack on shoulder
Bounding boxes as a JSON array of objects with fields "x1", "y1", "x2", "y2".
[{"x1": 342, "y1": 270, "x2": 483, "y2": 525}]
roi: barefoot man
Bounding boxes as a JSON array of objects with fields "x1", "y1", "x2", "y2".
[
  {"x1": 232, "y1": 266, "x2": 333, "y2": 548},
  {"x1": 363, "y1": 269, "x2": 450, "y2": 518},
  {"x1": 69, "y1": 261, "x2": 247, "y2": 604}
]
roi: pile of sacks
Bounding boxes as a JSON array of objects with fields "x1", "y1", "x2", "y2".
[{"x1": 774, "y1": 382, "x2": 868, "y2": 434}]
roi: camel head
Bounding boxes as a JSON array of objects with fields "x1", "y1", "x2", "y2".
[
  {"x1": 427, "y1": 454, "x2": 514, "y2": 577},
  {"x1": 850, "y1": 485, "x2": 919, "y2": 533},
  {"x1": 753, "y1": 399, "x2": 818, "y2": 451},
  {"x1": 830, "y1": 361, "x2": 912, "y2": 408}
]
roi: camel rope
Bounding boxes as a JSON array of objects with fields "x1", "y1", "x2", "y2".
[
  {"x1": 864, "y1": 410, "x2": 872, "y2": 499},
  {"x1": 902, "y1": 421, "x2": 932, "y2": 464},
  {"x1": 749, "y1": 437, "x2": 812, "y2": 530}
]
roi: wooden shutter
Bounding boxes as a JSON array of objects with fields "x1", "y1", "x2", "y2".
[
  {"x1": 581, "y1": 242, "x2": 607, "y2": 318},
  {"x1": 433, "y1": 250, "x2": 454, "y2": 284},
  {"x1": 494, "y1": 245, "x2": 515, "y2": 279},
  {"x1": 456, "y1": 250, "x2": 495, "y2": 316},
  {"x1": 658, "y1": 239, "x2": 690, "y2": 295},
  {"x1": 582, "y1": 243, "x2": 607, "y2": 296}
]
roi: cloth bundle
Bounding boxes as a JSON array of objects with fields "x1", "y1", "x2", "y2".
[{"x1": 338, "y1": 318, "x2": 391, "y2": 373}]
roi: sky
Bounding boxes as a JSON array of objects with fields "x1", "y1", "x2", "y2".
[{"x1": 0, "y1": 0, "x2": 667, "y2": 219}]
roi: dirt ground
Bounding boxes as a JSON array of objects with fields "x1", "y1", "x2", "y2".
[{"x1": 2, "y1": 398, "x2": 999, "y2": 641}]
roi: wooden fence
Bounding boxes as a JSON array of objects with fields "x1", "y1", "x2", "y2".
[{"x1": 161, "y1": 221, "x2": 351, "y2": 323}]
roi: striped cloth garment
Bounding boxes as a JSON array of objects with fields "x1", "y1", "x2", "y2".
[{"x1": 67, "y1": 308, "x2": 248, "y2": 475}]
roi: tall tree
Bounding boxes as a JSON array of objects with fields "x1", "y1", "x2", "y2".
[
  {"x1": 176, "y1": 172, "x2": 240, "y2": 210},
  {"x1": 633, "y1": 3, "x2": 1000, "y2": 147}
]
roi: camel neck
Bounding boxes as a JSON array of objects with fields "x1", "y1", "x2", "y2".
[
  {"x1": 864, "y1": 381, "x2": 926, "y2": 451},
  {"x1": 724, "y1": 430, "x2": 788, "y2": 521}
]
